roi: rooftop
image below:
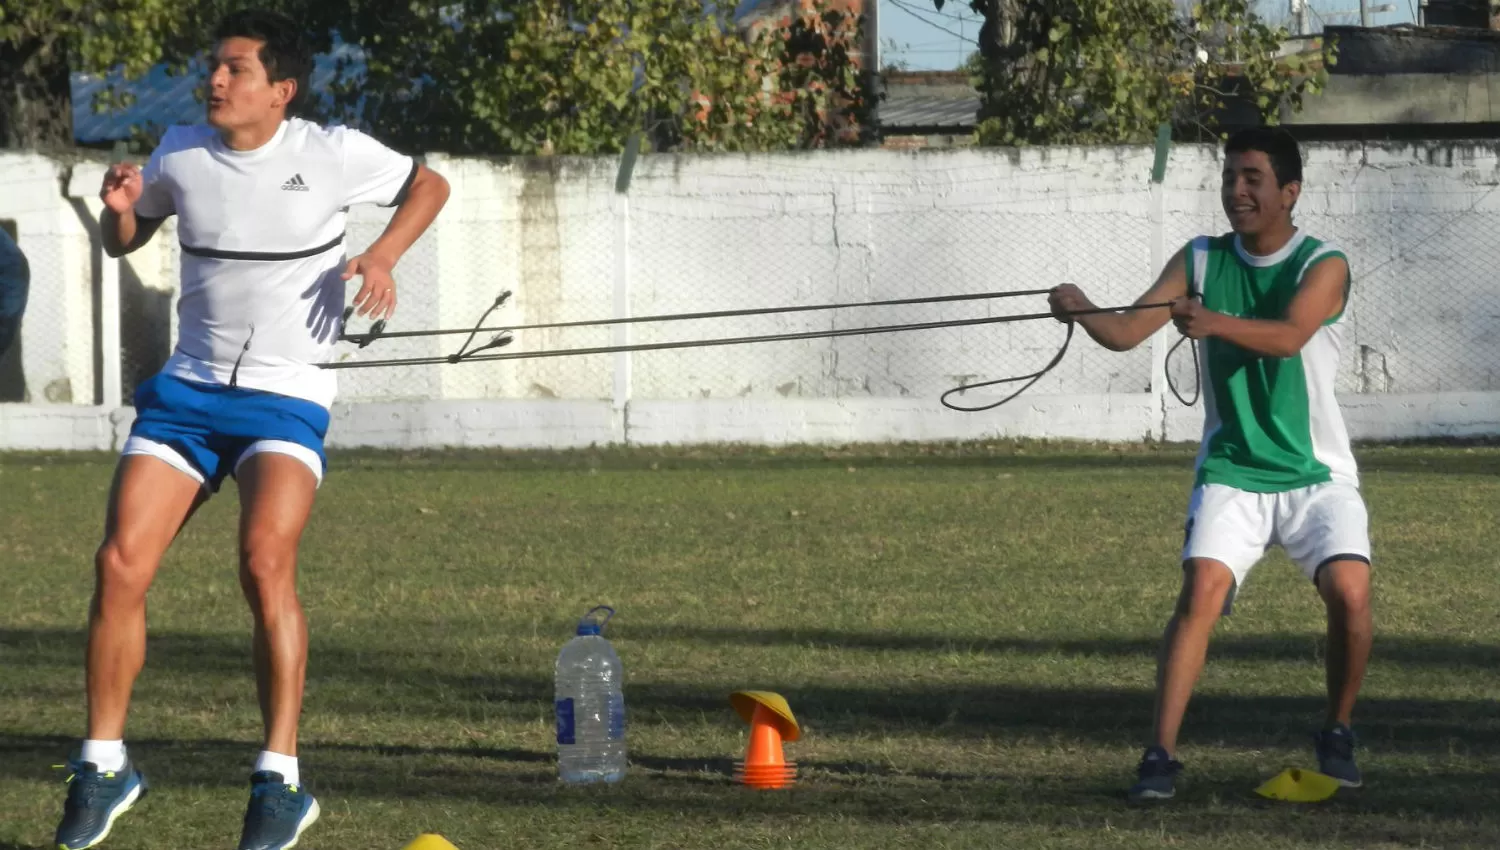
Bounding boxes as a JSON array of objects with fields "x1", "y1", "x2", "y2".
[{"x1": 879, "y1": 70, "x2": 978, "y2": 132}]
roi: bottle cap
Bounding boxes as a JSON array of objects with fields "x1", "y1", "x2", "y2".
[{"x1": 575, "y1": 605, "x2": 615, "y2": 636}]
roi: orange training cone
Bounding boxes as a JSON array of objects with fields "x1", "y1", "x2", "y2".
[{"x1": 730, "y1": 691, "x2": 800, "y2": 789}]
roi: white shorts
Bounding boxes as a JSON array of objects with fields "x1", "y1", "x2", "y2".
[{"x1": 1181, "y1": 481, "x2": 1371, "y2": 612}]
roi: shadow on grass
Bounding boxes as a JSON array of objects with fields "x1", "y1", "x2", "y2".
[
  {"x1": 628, "y1": 624, "x2": 1500, "y2": 670},
  {"x1": 5, "y1": 628, "x2": 1497, "y2": 754},
  {"x1": 3, "y1": 731, "x2": 1499, "y2": 849},
  {"x1": 11, "y1": 627, "x2": 1498, "y2": 674}
]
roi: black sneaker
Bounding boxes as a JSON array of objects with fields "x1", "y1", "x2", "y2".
[
  {"x1": 1314, "y1": 723, "x2": 1363, "y2": 788},
  {"x1": 54, "y1": 758, "x2": 148, "y2": 849},
  {"x1": 1127, "y1": 745, "x2": 1183, "y2": 802},
  {"x1": 236, "y1": 771, "x2": 320, "y2": 850}
]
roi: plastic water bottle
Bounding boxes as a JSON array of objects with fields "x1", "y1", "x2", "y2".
[{"x1": 554, "y1": 605, "x2": 626, "y2": 783}]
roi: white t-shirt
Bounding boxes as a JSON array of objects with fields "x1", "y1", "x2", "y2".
[{"x1": 136, "y1": 117, "x2": 416, "y2": 408}]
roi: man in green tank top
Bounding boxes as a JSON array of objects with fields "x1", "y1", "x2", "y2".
[{"x1": 1048, "y1": 127, "x2": 1372, "y2": 802}]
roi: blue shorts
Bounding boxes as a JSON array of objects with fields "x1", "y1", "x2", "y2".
[{"x1": 124, "y1": 373, "x2": 330, "y2": 492}]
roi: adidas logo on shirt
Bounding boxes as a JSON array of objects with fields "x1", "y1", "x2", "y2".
[{"x1": 282, "y1": 174, "x2": 310, "y2": 192}]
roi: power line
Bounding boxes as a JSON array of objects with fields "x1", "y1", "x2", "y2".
[{"x1": 886, "y1": 0, "x2": 976, "y2": 43}]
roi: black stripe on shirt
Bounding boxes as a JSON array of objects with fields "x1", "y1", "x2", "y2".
[
  {"x1": 180, "y1": 233, "x2": 345, "y2": 261},
  {"x1": 383, "y1": 160, "x2": 420, "y2": 208}
]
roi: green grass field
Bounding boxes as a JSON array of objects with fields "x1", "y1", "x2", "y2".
[{"x1": 2, "y1": 440, "x2": 1498, "y2": 850}]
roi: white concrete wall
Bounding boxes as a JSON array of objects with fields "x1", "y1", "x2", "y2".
[
  {"x1": 0, "y1": 154, "x2": 97, "y2": 404},
  {"x1": 3, "y1": 139, "x2": 1500, "y2": 451}
]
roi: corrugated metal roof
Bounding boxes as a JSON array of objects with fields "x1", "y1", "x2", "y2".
[
  {"x1": 878, "y1": 71, "x2": 978, "y2": 131},
  {"x1": 73, "y1": 65, "x2": 206, "y2": 143},
  {"x1": 880, "y1": 92, "x2": 979, "y2": 129}
]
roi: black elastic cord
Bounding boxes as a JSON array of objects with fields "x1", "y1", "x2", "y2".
[
  {"x1": 325, "y1": 290, "x2": 1200, "y2": 413},
  {"x1": 336, "y1": 287, "x2": 1056, "y2": 344},
  {"x1": 940, "y1": 322, "x2": 1074, "y2": 412},
  {"x1": 449, "y1": 292, "x2": 515, "y2": 363},
  {"x1": 1166, "y1": 334, "x2": 1201, "y2": 407},
  {"x1": 325, "y1": 310, "x2": 1058, "y2": 370},
  {"x1": 325, "y1": 300, "x2": 1169, "y2": 370},
  {"x1": 228, "y1": 324, "x2": 255, "y2": 389},
  {"x1": 340, "y1": 306, "x2": 386, "y2": 348},
  {"x1": 1166, "y1": 260, "x2": 1202, "y2": 407}
]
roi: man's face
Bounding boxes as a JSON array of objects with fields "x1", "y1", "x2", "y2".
[
  {"x1": 206, "y1": 37, "x2": 292, "y2": 132},
  {"x1": 1221, "y1": 149, "x2": 1299, "y2": 237}
]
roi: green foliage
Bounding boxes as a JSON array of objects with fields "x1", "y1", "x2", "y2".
[
  {"x1": 773, "y1": 5, "x2": 872, "y2": 149},
  {"x1": 1, "y1": 0, "x2": 871, "y2": 155},
  {"x1": 942, "y1": 0, "x2": 1332, "y2": 146},
  {"x1": 0, "y1": 0, "x2": 340, "y2": 149},
  {"x1": 344, "y1": 0, "x2": 871, "y2": 156},
  {"x1": 490, "y1": 0, "x2": 795, "y2": 154}
]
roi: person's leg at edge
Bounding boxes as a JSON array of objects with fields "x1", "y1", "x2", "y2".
[
  {"x1": 1153, "y1": 558, "x2": 1237, "y2": 756},
  {"x1": 1128, "y1": 558, "x2": 1237, "y2": 802},
  {"x1": 87, "y1": 457, "x2": 207, "y2": 745},
  {"x1": 1312, "y1": 558, "x2": 1372, "y2": 787},
  {"x1": 234, "y1": 450, "x2": 321, "y2": 850},
  {"x1": 1317, "y1": 559, "x2": 1371, "y2": 728},
  {"x1": 55, "y1": 454, "x2": 206, "y2": 850},
  {"x1": 237, "y1": 452, "x2": 317, "y2": 772}
]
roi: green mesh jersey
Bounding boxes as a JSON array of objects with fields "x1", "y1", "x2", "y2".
[{"x1": 1185, "y1": 230, "x2": 1357, "y2": 493}]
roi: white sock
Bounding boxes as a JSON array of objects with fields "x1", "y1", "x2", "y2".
[
  {"x1": 81, "y1": 739, "x2": 127, "y2": 772},
  {"x1": 253, "y1": 750, "x2": 299, "y2": 785}
]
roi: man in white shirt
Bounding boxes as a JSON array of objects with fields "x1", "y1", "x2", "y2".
[{"x1": 53, "y1": 10, "x2": 449, "y2": 850}]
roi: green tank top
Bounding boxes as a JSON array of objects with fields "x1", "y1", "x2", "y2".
[{"x1": 1185, "y1": 231, "x2": 1358, "y2": 493}]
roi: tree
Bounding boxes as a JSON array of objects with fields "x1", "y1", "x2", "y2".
[
  {"x1": 489, "y1": 0, "x2": 799, "y2": 154},
  {"x1": 342, "y1": 0, "x2": 870, "y2": 156},
  {"x1": 934, "y1": 0, "x2": 1330, "y2": 146},
  {"x1": 0, "y1": 4, "x2": 72, "y2": 150},
  {"x1": 954, "y1": 0, "x2": 1022, "y2": 67},
  {"x1": 763, "y1": 2, "x2": 872, "y2": 148},
  {"x1": 2, "y1": 0, "x2": 869, "y2": 156},
  {"x1": 0, "y1": 0, "x2": 339, "y2": 151}
]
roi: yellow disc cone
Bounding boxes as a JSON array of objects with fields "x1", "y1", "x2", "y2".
[
  {"x1": 1254, "y1": 768, "x2": 1341, "y2": 803},
  {"x1": 402, "y1": 835, "x2": 460, "y2": 850},
  {"x1": 729, "y1": 691, "x2": 801, "y2": 742}
]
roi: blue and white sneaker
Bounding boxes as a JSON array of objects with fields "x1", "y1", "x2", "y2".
[
  {"x1": 54, "y1": 759, "x2": 148, "y2": 849},
  {"x1": 1127, "y1": 745, "x2": 1183, "y2": 802},
  {"x1": 237, "y1": 771, "x2": 320, "y2": 850},
  {"x1": 1315, "y1": 723, "x2": 1363, "y2": 788}
]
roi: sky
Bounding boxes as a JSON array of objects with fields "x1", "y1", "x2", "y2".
[{"x1": 879, "y1": 0, "x2": 1423, "y2": 71}]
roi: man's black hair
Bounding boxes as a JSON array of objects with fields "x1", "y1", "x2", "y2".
[
  {"x1": 213, "y1": 9, "x2": 314, "y2": 115},
  {"x1": 1224, "y1": 126, "x2": 1303, "y2": 186}
]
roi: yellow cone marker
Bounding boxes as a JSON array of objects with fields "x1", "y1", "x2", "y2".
[
  {"x1": 1254, "y1": 768, "x2": 1341, "y2": 803},
  {"x1": 729, "y1": 691, "x2": 801, "y2": 789},
  {"x1": 402, "y1": 835, "x2": 460, "y2": 850},
  {"x1": 728, "y1": 691, "x2": 801, "y2": 742}
]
